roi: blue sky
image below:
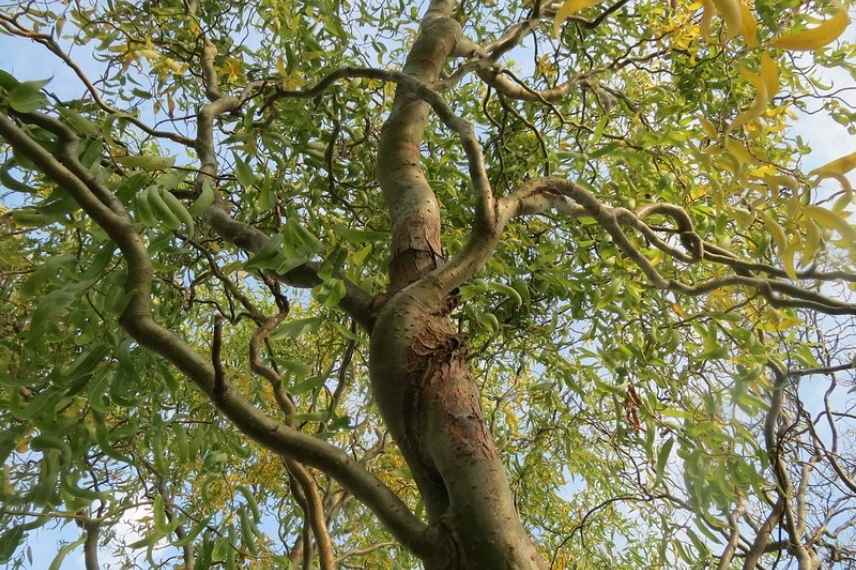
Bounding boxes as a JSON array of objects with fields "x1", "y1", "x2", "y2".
[{"x1": 2, "y1": 7, "x2": 855, "y2": 570}]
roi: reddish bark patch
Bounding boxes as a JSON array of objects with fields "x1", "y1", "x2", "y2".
[{"x1": 404, "y1": 318, "x2": 496, "y2": 462}]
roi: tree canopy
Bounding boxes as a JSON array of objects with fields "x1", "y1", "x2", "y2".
[{"x1": 1, "y1": 0, "x2": 856, "y2": 568}]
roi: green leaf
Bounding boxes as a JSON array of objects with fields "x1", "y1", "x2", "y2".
[
  {"x1": 116, "y1": 154, "x2": 175, "y2": 171},
  {"x1": 283, "y1": 219, "x2": 322, "y2": 257},
  {"x1": 60, "y1": 108, "x2": 99, "y2": 136},
  {"x1": 174, "y1": 516, "x2": 212, "y2": 547},
  {"x1": 190, "y1": 180, "x2": 216, "y2": 216},
  {"x1": 233, "y1": 155, "x2": 257, "y2": 188},
  {"x1": 489, "y1": 282, "x2": 523, "y2": 309},
  {"x1": 350, "y1": 244, "x2": 373, "y2": 267},
  {"x1": 0, "y1": 70, "x2": 19, "y2": 91},
  {"x1": 654, "y1": 437, "x2": 674, "y2": 487},
  {"x1": 244, "y1": 239, "x2": 284, "y2": 270},
  {"x1": 29, "y1": 287, "x2": 78, "y2": 343},
  {"x1": 211, "y1": 538, "x2": 230, "y2": 562},
  {"x1": 237, "y1": 485, "x2": 261, "y2": 521},
  {"x1": 271, "y1": 317, "x2": 322, "y2": 339},
  {"x1": 21, "y1": 255, "x2": 76, "y2": 297},
  {"x1": 48, "y1": 536, "x2": 85, "y2": 570},
  {"x1": 8, "y1": 79, "x2": 50, "y2": 113},
  {"x1": 0, "y1": 527, "x2": 25, "y2": 564}
]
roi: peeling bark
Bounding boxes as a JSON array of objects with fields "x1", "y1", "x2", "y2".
[
  {"x1": 370, "y1": 284, "x2": 545, "y2": 569},
  {"x1": 368, "y1": 1, "x2": 547, "y2": 567}
]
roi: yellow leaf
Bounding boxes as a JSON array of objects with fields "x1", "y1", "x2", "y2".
[
  {"x1": 810, "y1": 150, "x2": 856, "y2": 178},
  {"x1": 700, "y1": 0, "x2": 716, "y2": 38},
  {"x1": 553, "y1": 0, "x2": 604, "y2": 36},
  {"x1": 739, "y1": 0, "x2": 759, "y2": 47},
  {"x1": 801, "y1": 220, "x2": 821, "y2": 267},
  {"x1": 764, "y1": 174, "x2": 799, "y2": 192},
  {"x1": 784, "y1": 196, "x2": 803, "y2": 218},
  {"x1": 733, "y1": 207, "x2": 754, "y2": 228},
  {"x1": 712, "y1": 0, "x2": 742, "y2": 39},
  {"x1": 760, "y1": 53, "x2": 779, "y2": 97},
  {"x1": 833, "y1": 191, "x2": 853, "y2": 214},
  {"x1": 771, "y1": 7, "x2": 850, "y2": 50},
  {"x1": 763, "y1": 212, "x2": 788, "y2": 265},
  {"x1": 724, "y1": 138, "x2": 754, "y2": 166},
  {"x1": 732, "y1": 73, "x2": 767, "y2": 130},
  {"x1": 700, "y1": 116, "x2": 718, "y2": 137},
  {"x1": 782, "y1": 238, "x2": 799, "y2": 280},
  {"x1": 764, "y1": 214, "x2": 798, "y2": 279},
  {"x1": 759, "y1": 308, "x2": 800, "y2": 332},
  {"x1": 804, "y1": 205, "x2": 856, "y2": 240}
]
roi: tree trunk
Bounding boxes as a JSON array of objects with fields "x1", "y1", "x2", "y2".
[
  {"x1": 372, "y1": 1, "x2": 546, "y2": 566},
  {"x1": 370, "y1": 283, "x2": 544, "y2": 569}
]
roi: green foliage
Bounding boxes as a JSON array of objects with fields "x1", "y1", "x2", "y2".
[{"x1": 0, "y1": 0, "x2": 855, "y2": 567}]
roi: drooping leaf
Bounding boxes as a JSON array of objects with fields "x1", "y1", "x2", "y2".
[
  {"x1": 654, "y1": 437, "x2": 674, "y2": 487},
  {"x1": 810, "y1": 151, "x2": 856, "y2": 179},
  {"x1": 771, "y1": 7, "x2": 850, "y2": 50},
  {"x1": 8, "y1": 79, "x2": 50, "y2": 113}
]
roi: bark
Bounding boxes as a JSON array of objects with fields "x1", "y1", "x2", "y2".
[
  {"x1": 83, "y1": 521, "x2": 99, "y2": 570},
  {"x1": 369, "y1": 2, "x2": 547, "y2": 567},
  {"x1": 370, "y1": 283, "x2": 544, "y2": 569},
  {"x1": 742, "y1": 500, "x2": 783, "y2": 570},
  {"x1": 377, "y1": 1, "x2": 459, "y2": 290}
]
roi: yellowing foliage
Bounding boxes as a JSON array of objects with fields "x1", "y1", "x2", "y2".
[
  {"x1": 771, "y1": 6, "x2": 850, "y2": 50},
  {"x1": 811, "y1": 151, "x2": 856, "y2": 179}
]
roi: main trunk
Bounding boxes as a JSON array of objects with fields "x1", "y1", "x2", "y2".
[
  {"x1": 372, "y1": 2, "x2": 546, "y2": 567},
  {"x1": 369, "y1": 284, "x2": 544, "y2": 569}
]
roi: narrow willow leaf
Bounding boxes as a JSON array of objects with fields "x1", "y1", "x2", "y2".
[
  {"x1": 0, "y1": 527, "x2": 25, "y2": 563},
  {"x1": 271, "y1": 317, "x2": 322, "y2": 339},
  {"x1": 699, "y1": 116, "x2": 718, "y2": 137},
  {"x1": 810, "y1": 151, "x2": 856, "y2": 179},
  {"x1": 21, "y1": 255, "x2": 75, "y2": 297},
  {"x1": 1, "y1": 161, "x2": 37, "y2": 193},
  {"x1": 764, "y1": 174, "x2": 799, "y2": 192},
  {"x1": 146, "y1": 188, "x2": 181, "y2": 229},
  {"x1": 801, "y1": 220, "x2": 822, "y2": 266},
  {"x1": 804, "y1": 205, "x2": 856, "y2": 240},
  {"x1": 116, "y1": 154, "x2": 175, "y2": 171},
  {"x1": 47, "y1": 536, "x2": 85, "y2": 570},
  {"x1": 764, "y1": 213, "x2": 787, "y2": 251},
  {"x1": 8, "y1": 79, "x2": 49, "y2": 113},
  {"x1": 351, "y1": 243, "x2": 372, "y2": 267},
  {"x1": 237, "y1": 485, "x2": 261, "y2": 521},
  {"x1": 60, "y1": 108, "x2": 99, "y2": 137},
  {"x1": 233, "y1": 155, "x2": 257, "y2": 187},
  {"x1": 712, "y1": 0, "x2": 742, "y2": 39},
  {"x1": 782, "y1": 238, "x2": 799, "y2": 280},
  {"x1": 738, "y1": 0, "x2": 758, "y2": 47},
  {"x1": 700, "y1": 0, "x2": 716, "y2": 38},
  {"x1": 732, "y1": 73, "x2": 767, "y2": 130},
  {"x1": 760, "y1": 53, "x2": 779, "y2": 98},
  {"x1": 160, "y1": 189, "x2": 195, "y2": 234},
  {"x1": 771, "y1": 7, "x2": 850, "y2": 50},
  {"x1": 174, "y1": 515, "x2": 211, "y2": 547},
  {"x1": 654, "y1": 437, "x2": 674, "y2": 486},
  {"x1": 490, "y1": 282, "x2": 524, "y2": 309},
  {"x1": 190, "y1": 180, "x2": 216, "y2": 216}
]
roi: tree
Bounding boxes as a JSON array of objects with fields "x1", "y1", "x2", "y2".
[{"x1": 1, "y1": 0, "x2": 856, "y2": 567}]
